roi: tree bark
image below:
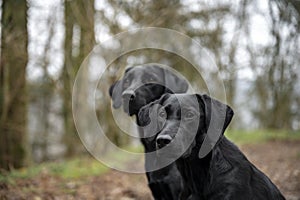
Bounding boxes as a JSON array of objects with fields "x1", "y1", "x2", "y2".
[
  {"x1": 63, "y1": 0, "x2": 95, "y2": 157},
  {"x1": 0, "y1": 0, "x2": 28, "y2": 170}
]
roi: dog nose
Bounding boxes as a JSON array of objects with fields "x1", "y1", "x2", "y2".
[
  {"x1": 156, "y1": 135, "x2": 172, "y2": 149},
  {"x1": 122, "y1": 91, "x2": 136, "y2": 101}
]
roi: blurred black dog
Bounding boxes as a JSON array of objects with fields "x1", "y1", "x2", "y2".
[
  {"x1": 109, "y1": 64, "x2": 190, "y2": 200},
  {"x1": 138, "y1": 93, "x2": 285, "y2": 200}
]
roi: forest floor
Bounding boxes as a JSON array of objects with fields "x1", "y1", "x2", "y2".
[{"x1": 0, "y1": 140, "x2": 300, "y2": 200}]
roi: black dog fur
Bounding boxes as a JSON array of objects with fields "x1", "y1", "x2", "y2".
[
  {"x1": 109, "y1": 64, "x2": 190, "y2": 200},
  {"x1": 138, "y1": 93, "x2": 285, "y2": 200}
]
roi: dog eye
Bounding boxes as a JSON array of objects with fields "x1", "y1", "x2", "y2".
[
  {"x1": 185, "y1": 111, "x2": 195, "y2": 119},
  {"x1": 158, "y1": 110, "x2": 167, "y2": 118},
  {"x1": 123, "y1": 78, "x2": 130, "y2": 87},
  {"x1": 146, "y1": 76, "x2": 156, "y2": 82}
]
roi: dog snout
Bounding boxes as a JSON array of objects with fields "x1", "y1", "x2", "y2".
[
  {"x1": 156, "y1": 134, "x2": 172, "y2": 149},
  {"x1": 122, "y1": 90, "x2": 136, "y2": 101}
]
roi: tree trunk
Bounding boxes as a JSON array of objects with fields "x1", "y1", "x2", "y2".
[
  {"x1": 0, "y1": 0, "x2": 28, "y2": 170},
  {"x1": 63, "y1": 0, "x2": 95, "y2": 157}
]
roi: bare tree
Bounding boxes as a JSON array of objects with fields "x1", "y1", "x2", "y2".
[{"x1": 250, "y1": 0, "x2": 300, "y2": 129}]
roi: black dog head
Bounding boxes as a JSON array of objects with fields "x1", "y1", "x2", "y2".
[
  {"x1": 109, "y1": 64, "x2": 188, "y2": 116},
  {"x1": 138, "y1": 93, "x2": 234, "y2": 159}
]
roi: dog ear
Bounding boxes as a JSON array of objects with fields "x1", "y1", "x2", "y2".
[
  {"x1": 200, "y1": 94, "x2": 234, "y2": 133},
  {"x1": 196, "y1": 94, "x2": 234, "y2": 158},
  {"x1": 163, "y1": 68, "x2": 188, "y2": 93},
  {"x1": 109, "y1": 81, "x2": 123, "y2": 109},
  {"x1": 138, "y1": 102, "x2": 165, "y2": 142},
  {"x1": 109, "y1": 67, "x2": 133, "y2": 109},
  {"x1": 138, "y1": 94, "x2": 169, "y2": 127},
  {"x1": 138, "y1": 103, "x2": 152, "y2": 127}
]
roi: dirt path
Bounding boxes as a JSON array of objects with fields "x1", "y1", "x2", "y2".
[
  {"x1": 240, "y1": 140, "x2": 300, "y2": 200},
  {"x1": 1, "y1": 140, "x2": 300, "y2": 200}
]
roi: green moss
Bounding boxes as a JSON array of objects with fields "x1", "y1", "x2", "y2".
[
  {"x1": 47, "y1": 158, "x2": 109, "y2": 179},
  {"x1": 0, "y1": 157, "x2": 108, "y2": 183},
  {"x1": 296, "y1": 151, "x2": 300, "y2": 158}
]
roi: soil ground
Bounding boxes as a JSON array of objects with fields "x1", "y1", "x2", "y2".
[{"x1": 1, "y1": 140, "x2": 300, "y2": 200}]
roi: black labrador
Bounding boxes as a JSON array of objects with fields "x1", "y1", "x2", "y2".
[
  {"x1": 138, "y1": 93, "x2": 285, "y2": 200},
  {"x1": 109, "y1": 64, "x2": 190, "y2": 200}
]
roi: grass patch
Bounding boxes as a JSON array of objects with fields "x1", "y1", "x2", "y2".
[
  {"x1": 102, "y1": 144, "x2": 144, "y2": 168},
  {"x1": 46, "y1": 158, "x2": 109, "y2": 179},
  {"x1": 0, "y1": 157, "x2": 108, "y2": 183},
  {"x1": 225, "y1": 129, "x2": 300, "y2": 145},
  {"x1": 0, "y1": 145, "x2": 144, "y2": 184},
  {"x1": 296, "y1": 151, "x2": 300, "y2": 158},
  {"x1": 122, "y1": 144, "x2": 144, "y2": 153}
]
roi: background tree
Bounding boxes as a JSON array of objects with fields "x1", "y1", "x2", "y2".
[
  {"x1": 0, "y1": 0, "x2": 28, "y2": 170},
  {"x1": 0, "y1": 0, "x2": 299, "y2": 167},
  {"x1": 62, "y1": 0, "x2": 95, "y2": 156},
  {"x1": 248, "y1": 0, "x2": 300, "y2": 129}
]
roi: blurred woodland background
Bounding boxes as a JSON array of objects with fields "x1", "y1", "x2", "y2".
[
  {"x1": 0, "y1": 0, "x2": 300, "y2": 185},
  {"x1": 1, "y1": 0, "x2": 300, "y2": 199}
]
